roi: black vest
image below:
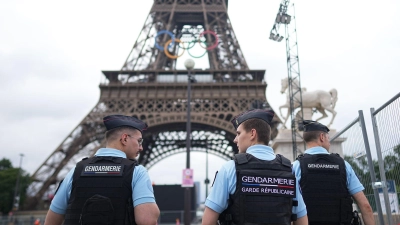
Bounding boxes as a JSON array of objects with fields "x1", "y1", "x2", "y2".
[
  {"x1": 220, "y1": 153, "x2": 297, "y2": 225},
  {"x1": 298, "y1": 153, "x2": 353, "y2": 225},
  {"x1": 64, "y1": 156, "x2": 137, "y2": 225}
]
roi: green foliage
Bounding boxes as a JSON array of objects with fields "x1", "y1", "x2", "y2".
[
  {"x1": 385, "y1": 144, "x2": 400, "y2": 181},
  {"x1": 0, "y1": 159, "x2": 31, "y2": 214},
  {"x1": 345, "y1": 144, "x2": 400, "y2": 211},
  {"x1": 345, "y1": 144, "x2": 400, "y2": 185},
  {"x1": 344, "y1": 155, "x2": 374, "y2": 195},
  {"x1": 0, "y1": 158, "x2": 13, "y2": 170}
]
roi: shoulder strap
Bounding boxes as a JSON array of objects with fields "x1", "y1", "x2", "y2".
[
  {"x1": 277, "y1": 154, "x2": 292, "y2": 168},
  {"x1": 296, "y1": 153, "x2": 304, "y2": 161},
  {"x1": 90, "y1": 156, "x2": 123, "y2": 164},
  {"x1": 234, "y1": 153, "x2": 248, "y2": 165},
  {"x1": 330, "y1": 153, "x2": 342, "y2": 158}
]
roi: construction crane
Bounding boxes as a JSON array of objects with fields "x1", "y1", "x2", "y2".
[{"x1": 269, "y1": 0, "x2": 305, "y2": 160}]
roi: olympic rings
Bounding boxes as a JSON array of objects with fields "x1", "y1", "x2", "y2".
[
  {"x1": 155, "y1": 30, "x2": 176, "y2": 51},
  {"x1": 164, "y1": 39, "x2": 185, "y2": 59},
  {"x1": 187, "y1": 40, "x2": 208, "y2": 58},
  {"x1": 178, "y1": 39, "x2": 197, "y2": 50},
  {"x1": 198, "y1": 30, "x2": 219, "y2": 50},
  {"x1": 154, "y1": 29, "x2": 219, "y2": 59}
]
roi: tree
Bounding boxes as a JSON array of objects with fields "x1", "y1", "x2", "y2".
[
  {"x1": 0, "y1": 158, "x2": 13, "y2": 170},
  {"x1": 344, "y1": 155, "x2": 377, "y2": 210},
  {"x1": 383, "y1": 144, "x2": 400, "y2": 180},
  {"x1": 344, "y1": 144, "x2": 400, "y2": 211},
  {"x1": 0, "y1": 158, "x2": 31, "y2": 214}
]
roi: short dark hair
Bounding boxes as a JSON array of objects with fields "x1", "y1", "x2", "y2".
[
  {"x1": 105, "y1": 126, "x2": 140, "y2": 142},
  {"x1": 303, "y1": 131, "x2": 326, "y2": 143},
  {"x1": 241, "y1": 118, "x2": 271, "y2": 145}
]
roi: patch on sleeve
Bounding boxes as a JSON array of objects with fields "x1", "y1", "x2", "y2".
[{"x1": 81, "y1": 164, "x2": 124, "y2": 176}]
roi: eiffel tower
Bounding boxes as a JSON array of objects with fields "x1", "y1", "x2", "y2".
[{"x1": 25, "y1": 0, "x2": 279, "y2": 209}]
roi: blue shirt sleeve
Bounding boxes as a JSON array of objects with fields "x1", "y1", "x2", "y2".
[
  {"x1": 205, "y1": 161, "x2": 236, "y2": 213},
  {"x1": 49, "y1": 167, "x2": 75, "y2": 214},
  {"x1": 132, "y1": 165, "x2": 156, "y2": 206},
  {"x1": 291, "y1": 160, "x2": 307, "y2": 218},
  {"x1": 345, "y1": 161, "x2": 364, "y2": 195},
  {"x1": 292, "y1": 160, "x2": 301, "y2": 181}
]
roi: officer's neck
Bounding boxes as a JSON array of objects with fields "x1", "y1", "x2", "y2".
[
  {"x1": 306, "y1": 142, "x2": 329, "y2": 152},
  {"x1": 106, "y1": 141, "x2": 125, "y2": 153}
]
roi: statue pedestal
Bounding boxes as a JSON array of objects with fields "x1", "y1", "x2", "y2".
[
  {"x1": 303, "y1": 108, "x2": 313, "y2": 120},
  {"x1": 271, "y1": 128, "x2": 345, "y2": 162}
]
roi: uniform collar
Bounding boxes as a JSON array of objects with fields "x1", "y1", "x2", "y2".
[
  {"x1": 304, "y1": 146, "x2": 329, "y2": 154},
  {"x1": 95, "y1": 148, "x2": 127, "y2": 158},
  {"x1": 246, "y1": 145, "x2": 275, "y2": 159}
]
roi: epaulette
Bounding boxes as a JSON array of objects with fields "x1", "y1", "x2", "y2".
[
  {"x1": 277, "y1": 154, "x2": 292, "y2": 168},
  {"x1": 234, "y1": 153, "x2": 248, "y2": 165},
  {"x1": 295, "y1": 154, "x2": 304, "y2": 160},
  {"x1": 129, "y1": 158, "x2": 139, "y2": 165},
  {"x1": 211, "y1": 171, "x2": 219, "y2": 187},
  {"x1": 330, "y1": 153, "x2": 343, "y2": 159}
]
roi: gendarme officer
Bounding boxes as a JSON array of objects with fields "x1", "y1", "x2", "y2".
[
  {"x1": 292, "y1": 120, "x2": 374, "y2": 225},
  {"x1": 202, "y1": 109, "x2": 308, "y2": 225},
  {"x1": 44, "y1": 115, "x2": 160, "y2": 225}
]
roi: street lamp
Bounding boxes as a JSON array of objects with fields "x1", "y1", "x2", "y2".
[
  {"x1": 204, "y1": 134, "x2": 210, "y2": 200},
  {"x1": 184, "y1": 58, "x2": 195, "y2": 225},
  {"x1": 12, "y1": 153, "x2": 24, "y2": 211},
  {"x1": 205, "y1": 148, "x2": 210, "y2": 198}
]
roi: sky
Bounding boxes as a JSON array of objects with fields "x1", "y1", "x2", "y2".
[{"x1": 0, "y1": 0, "x2": 399, "y2": 203}]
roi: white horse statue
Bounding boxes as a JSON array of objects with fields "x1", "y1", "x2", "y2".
[{"x1": 279, "y1": 77, "x2": 338, "y2": 128}]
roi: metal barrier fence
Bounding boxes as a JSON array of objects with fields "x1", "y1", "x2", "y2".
[
  {"x1": 370, "y1": 92, "x2": 400, "y2": 225},
  {"x1": 331, "y1": 111, "x2": 385, "y2": 225},
  {"x1": 0, "y1": 210, "x2": 199, "y2": 225},
  {"x1": 329, "y1": 92, "x2": 400, "y2": 225},
  {"x1": 0, "y1": 215, "x2": 45, "y2": 225}
]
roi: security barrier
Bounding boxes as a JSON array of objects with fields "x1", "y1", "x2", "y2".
[
  {"x1": 0, "y1": 210, "x2": 199, "y2": 225},
  {"x1": 330, "y1": 112, "x2": 385, "y2": 225},
  {"x1": 330, "y1": 92, "x2": 400, "y2": 225},
  {"x1": 370, "y1": 92, "x2": 400, "y2": 225}
]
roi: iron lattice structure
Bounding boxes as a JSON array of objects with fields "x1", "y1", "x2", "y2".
[
  {"x1": 25, "y1": 0, "x2": 279, "y2": 209},
  {"x1": 270, "y1": 1, "x2": 304, "y2": 160},
  {"x1": 122, "y1": 0, "x2": 248, "y2": 71}
]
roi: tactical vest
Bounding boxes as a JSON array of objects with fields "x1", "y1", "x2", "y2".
[
  {"x1": 298, "y1": 153, "x2": 353, "y2": 225},
  {"x1": 64, "y1": 156, "x2": 137, "y2": 225},
  {"x1": 219, "y1": 153, "x2": 297, "y2": 225}
]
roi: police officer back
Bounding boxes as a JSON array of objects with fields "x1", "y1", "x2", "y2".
[
  {"x1": 292, "y1": 120, "x2": 374, "y2": 225},
  {"x1": 44, "y1": 115, "x2": 160, "y2": 225},
  {"x1": 202, "y1": 109, "x2": 308, "y2": 225}
]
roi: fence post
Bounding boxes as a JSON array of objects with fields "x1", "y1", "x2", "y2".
[
  {"x1": 370, "y1": 107, "x2": 393, "y2": 225},
  {"x1": 359, "y1": 110, "x2": 385, "y2": 225},
  {"x1": 181, "y1": 211, "x2": 184, "y2": 225}
]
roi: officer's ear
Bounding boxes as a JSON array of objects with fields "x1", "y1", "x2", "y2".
[
  {"x1": 120, "y1": 133, "x2": 128, "y2": 145},
  {"x1": 318, "y1": 132, "x2": 325, "y2": 142},
  {"x1": 251, "y1": 128, "x2": 257, "y2": 137},
  {"x1": 320, "y1": 132, "x2": 329, "y2": 143}
]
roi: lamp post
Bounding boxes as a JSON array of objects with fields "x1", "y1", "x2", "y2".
[
  {"x1": 12, "y1": 153, "x2": 24, "y2": 211},
  {"x1": 204, "y1": 134, "x2": 210, "y2": 200},
  {"x1": 205, "y1": 147, "x2": 210, "y2": 198},
  {"x1": 184, "y1": 58, "x2": 195, "y2": 225}
]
